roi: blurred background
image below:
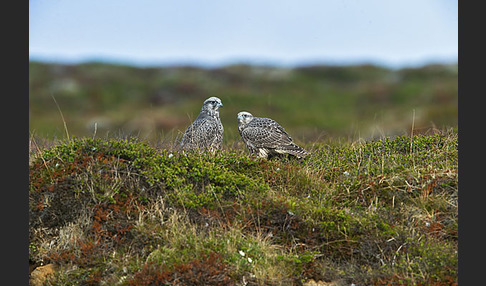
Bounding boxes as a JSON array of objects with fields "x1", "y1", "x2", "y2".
[{"x1": 29, "y1": 0, "x2": 458, "y2": 144}]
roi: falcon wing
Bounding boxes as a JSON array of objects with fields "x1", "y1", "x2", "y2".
[{"x1": 242, "y1": 118, "x2": 293, "y2": 148}]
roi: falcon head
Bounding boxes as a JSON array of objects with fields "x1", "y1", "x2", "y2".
[
  {"x1": 202, "y1": 97, "x2": 223, "y2": 112},
  {"x1": 237, "y1": 111, "x2": 254, "y2": 126}
]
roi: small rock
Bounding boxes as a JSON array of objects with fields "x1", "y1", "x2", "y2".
[
  {"x1": 30, "y1": 264, "x2": 56, "y2": 286},
  {"x1": 304, "y1": 278, "x2": 349, "y2": 286}
]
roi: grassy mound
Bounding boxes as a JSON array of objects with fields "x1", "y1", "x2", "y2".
[{"x1": 29, "y1": 131, "x2": 458, "y2": 285}]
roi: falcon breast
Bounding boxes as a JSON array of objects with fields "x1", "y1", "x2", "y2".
[{"x1": 180, "y1": 97, "x2": 224, "y2": 152}]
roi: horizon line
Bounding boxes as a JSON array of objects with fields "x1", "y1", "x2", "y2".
[{"x1": 28, "y1": 54, "x2": 458, "y2": 70}]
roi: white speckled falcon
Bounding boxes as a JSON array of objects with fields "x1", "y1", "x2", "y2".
[
  {"x1": 180, "y1": 97, "x2": 224, "y2": 152},
  {"x1": 237, "y1": 111, "x2": 309, "y2": 159}
]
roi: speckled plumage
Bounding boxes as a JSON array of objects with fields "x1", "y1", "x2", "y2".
[
  {"x1": 180, "y1": 97, "x2": 224, "y2": 152},
  {"x1": 237, "y1": 111, "x2": 309, "y2": 159}
]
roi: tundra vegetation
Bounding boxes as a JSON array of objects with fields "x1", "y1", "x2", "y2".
[
  {"x1": 29, "y1": 62, "x2": 457, "y2": 141},
  {"x1": 29, "y1": 130, "x2": 457, "y2": 285}
]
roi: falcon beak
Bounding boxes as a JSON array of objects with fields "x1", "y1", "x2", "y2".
[{"x1": 218, "y1": 102, "x2": 223, "y2": 108}]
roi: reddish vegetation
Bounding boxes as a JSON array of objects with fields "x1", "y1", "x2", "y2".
[{"x1": 126, "y1": 252, "x2": 234, "y2": 286}]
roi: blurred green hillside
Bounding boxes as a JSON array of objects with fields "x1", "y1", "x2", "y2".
[{"x1": 29, "y1": 61, "x2": 458, "y2": 143}]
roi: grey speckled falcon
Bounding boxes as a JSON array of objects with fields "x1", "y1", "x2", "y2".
[
  {"x1": 237, "y1": 111, "x2": 309, "y2": 159},
  {"x1": 180, "y1": 97, "x2": 224, "y2": 152}
]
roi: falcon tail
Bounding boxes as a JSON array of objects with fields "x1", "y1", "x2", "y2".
[{"x1": 276, "y1": 143, "x2": 310, "y2": 159}]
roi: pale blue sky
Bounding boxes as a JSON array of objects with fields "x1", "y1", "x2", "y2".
[{"x1": 29, "y1": 0, "x2": 458, "y2": 68}]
